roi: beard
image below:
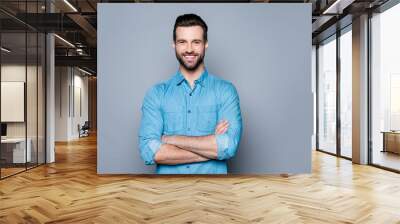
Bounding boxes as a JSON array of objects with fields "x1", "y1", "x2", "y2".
[{"x1": 175, "y1": 50, "x2": 205, "y2": 71}]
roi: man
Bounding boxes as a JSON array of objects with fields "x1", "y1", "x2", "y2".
[{"x1": 138, "y1": 13, "x2": 242, "y2": 174}]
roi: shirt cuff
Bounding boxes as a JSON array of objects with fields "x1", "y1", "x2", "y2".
[
  {"x1": 216, "y1": 133, "x2": 229, "y2": 160},
  {"x1": 148, "y1": 139, "x2": 162, "y2": 164}
]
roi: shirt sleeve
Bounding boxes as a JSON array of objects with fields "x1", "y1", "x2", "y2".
[
  {"x1": 215, "y1": 82, "x2": 243, "y2": 160},
  {"x1": 138, "y1": 85, "x2": 164, "y2": 165}
]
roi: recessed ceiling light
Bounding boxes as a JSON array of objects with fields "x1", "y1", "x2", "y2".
[
  {"x1": 63, "y1": 0, "x2": 78, "y2": 12},
  {"x1": 322, "y1": 0, "x2": 354, "y2": 15},
  {"x1": 1, "y1": 47, "x2": 11, "y2": 53},
  {"x1": 54, "y1": 34, "x2": 75, "y2": 48},
  {"x1": 78, "y1": 67, "x2": 93, "y2": 76}
]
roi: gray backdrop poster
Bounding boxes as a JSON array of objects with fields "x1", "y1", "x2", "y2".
[{"x1": 98, "y1": 3, "x2": 312, "y2": 174}]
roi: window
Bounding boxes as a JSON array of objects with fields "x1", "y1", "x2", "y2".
[
  {"x1": 317, "y1": 35, "x2": 337, "y2": 154},
  {"x1": 339, "y1": 27, "x2": 352, "y2": 158},
  {"x1": 371, "y1": 2, "x2": 400, "y2": 171}
]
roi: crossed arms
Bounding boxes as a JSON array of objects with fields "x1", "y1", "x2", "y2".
[
  {"x1": 154, "y1": 121, "x2": 229, "y2": 165},
  {"x1": 138, "y1": 83, "x2": 242, "y2": 166}
]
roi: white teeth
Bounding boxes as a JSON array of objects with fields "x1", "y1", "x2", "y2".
[{"x1": 184, "y1": 55, "x2": 196, "y2": 62}]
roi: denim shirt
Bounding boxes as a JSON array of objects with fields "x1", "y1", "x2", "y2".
[{"x1": 138, "y1": 68, "x2": 242, "y2": 174}]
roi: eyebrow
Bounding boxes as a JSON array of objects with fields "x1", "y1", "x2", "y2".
[{"x1": 176, "y1": 39, "x2": 203, "y2": 42}]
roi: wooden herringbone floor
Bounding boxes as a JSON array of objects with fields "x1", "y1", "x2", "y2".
[{"x1": 1, "y1": 134, "x2": 400, "y2": 224}]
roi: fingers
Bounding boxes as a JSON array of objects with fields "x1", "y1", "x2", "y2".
[
  {"x1": 215, "y1": 120, "x2": 229, "y2": 135},
  {"x1": 221, "y1": 122, "x2": 229, "y2": 134},
  {"x1": 215, "y1": 120, "x2": 227, "y2": 133},
  {"x1": 218, "y1": 124, "x2": 229, "y2": 135},
  {"x1": 161, "y1": 135, "x2": 168, "y2": 143}
]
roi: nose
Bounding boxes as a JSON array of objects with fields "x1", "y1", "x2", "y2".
[{"x1": 186, "y1": 43, "x2": 193, "y2": 53}]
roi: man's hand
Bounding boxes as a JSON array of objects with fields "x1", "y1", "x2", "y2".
[
  {"x1": 161, "y1": 135, "x2": 168, "y2": 144},
  {"x1": 215, "y1": 120, "x2": 229, "y2": 135}
]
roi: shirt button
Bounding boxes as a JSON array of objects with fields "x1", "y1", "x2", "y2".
[
  {"x1": 189, "y1": 93, "x2": 192, "y2": 96},
  {"x1": 187, "y1": 128, "x2": 191, "y2": 131},
  {"x1": 186, "y1": 166, "x2": 190, "y2": 168},
  {"x1": 187, "y1": 110, "x2": 191, "y2": 113}
]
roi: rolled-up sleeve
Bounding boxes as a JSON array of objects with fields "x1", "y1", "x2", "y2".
[
  {"x1": 138, "y1": 85, "x2": 164, "y2": 165},
  {"x1": 216, "y1": 83, "x2": 243, "y2": 160}
]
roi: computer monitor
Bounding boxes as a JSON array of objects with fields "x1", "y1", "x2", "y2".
[{"x1": 1, "y1": 123, "x2": 7, "y2": 137}]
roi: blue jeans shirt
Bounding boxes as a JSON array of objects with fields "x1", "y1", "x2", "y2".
[{"x1": 138, "y1": 68, "x2": 242, "y2": 174}]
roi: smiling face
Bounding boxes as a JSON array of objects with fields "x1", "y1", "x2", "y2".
[{"x1": 173, "y1": 26, "x2": 208, "y2": 72}]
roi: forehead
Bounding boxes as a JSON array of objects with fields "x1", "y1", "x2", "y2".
[{"x1": 175, "y1": 26, "x2": 204, "y2": 40}]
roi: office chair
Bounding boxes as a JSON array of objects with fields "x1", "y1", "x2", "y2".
[{"x1": 79, "y1": 121, "x2": 90, "y2": 138}]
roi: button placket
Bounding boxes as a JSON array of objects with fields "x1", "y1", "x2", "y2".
[{"x1": 186, "y1": 88, "x2": 192, "y2": 133}]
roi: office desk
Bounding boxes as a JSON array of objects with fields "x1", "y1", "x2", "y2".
[
  {"x1": 1, "y1": 138, "x2": 32, "y2": 163},
  {"x1": 382, "y1": 131, "x2": 400, "y2": 154}
]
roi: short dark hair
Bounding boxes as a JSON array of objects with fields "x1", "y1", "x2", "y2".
[{"x1": 173, "y1": 14, "x2": 208, "y2": 42}]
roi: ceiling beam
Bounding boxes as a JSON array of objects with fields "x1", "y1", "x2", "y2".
[{"x1": 67, "y1": 13, "x2": 97, "y2": 46}]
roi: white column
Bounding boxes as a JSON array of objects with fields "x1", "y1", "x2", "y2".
[
  {"x1": 46, "y1": 1, "x2": 55, "y2": 163},
  {"x1": 352, "y1": 14, "x2": 369, "y2": 164},
  {"x1": 46, "y1": 33, "x2": 55, "y2": 163}
]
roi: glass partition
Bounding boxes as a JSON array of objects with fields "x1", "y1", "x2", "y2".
[
  {"x1": 1, "y1": 31, "x2": 28, "y2": 177},
  {"x1": 0, "y1": 1, "x2": 46, "y2": 179},
  {"x1": 27, "y1": 30, "x2": 38, "y2": 169}
]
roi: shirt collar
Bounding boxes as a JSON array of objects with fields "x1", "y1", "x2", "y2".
[{"x1": 175, "y1": 68, "x2": 208, "y2": 87}]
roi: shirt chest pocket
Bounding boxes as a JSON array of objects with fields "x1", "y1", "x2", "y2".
[
  {"x1": 196, "y1": 105, "x2": 218, "y2": 133},
  {"x1": 163, "y1": 111, "x2": 184, "y2": 133}
]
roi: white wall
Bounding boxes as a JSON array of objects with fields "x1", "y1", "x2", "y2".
[
  {"x1": 55, "y1": 66, "x2": 70, "y2": 141},
  {"x1": 71, "y1": 72, "x2": 89, "y2": 138},
  {"x1": 1, "y1": 65, "x2": 40, "y2": 138},
  {"x1": 55, "y1": 67, "x2": 89, "y2": 141},
  {"x1": 1, "y1": 65, "x2": 26, "y2": 139}
]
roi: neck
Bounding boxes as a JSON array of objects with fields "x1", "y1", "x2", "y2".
[{"x1": 179, "y1": 63, "x2": 205, "y2": 88}]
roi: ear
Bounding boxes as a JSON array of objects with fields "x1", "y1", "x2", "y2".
[
  {"x1": 172, "y1": 41, "x2": 176, "y2": 49},
  {"x1": 205, "y1": 41, "x2": 208, "y2": 49}
]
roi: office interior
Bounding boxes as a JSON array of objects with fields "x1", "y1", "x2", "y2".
[
  {"x1": 0, "y1": 0, "x2": 97, "y2": 179},
  {"x1": 0, "y1": 0, "x2": 400, "y2": 223}
]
